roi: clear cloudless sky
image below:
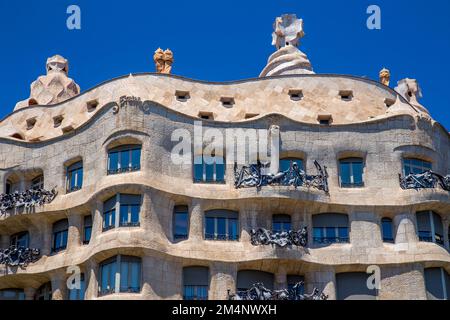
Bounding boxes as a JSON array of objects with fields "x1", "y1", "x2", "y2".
[{"x1": 0, "y1": 0, "x2": 449, "y2": 129}]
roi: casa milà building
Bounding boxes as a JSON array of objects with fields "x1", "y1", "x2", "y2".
[{"x1": 0, "y1": 14, "x2": 449, "y2": 300}]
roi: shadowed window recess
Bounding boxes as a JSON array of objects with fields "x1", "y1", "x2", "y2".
[
  {"x1": 0, "y1": 289, "x2": 25, "y2": 300},
  {"x1": 424, "y1": 268, "x2": 450, "y2": 300},
  {"x1": 339, "y1": 158, "x2": 364, "y2": 188},
  {"x1": 313, "y1": 213, "x2": 349, "y2": 244},
  {"x1": 416, "y1": 211, "x2": 444, "y2": 246},
  {"x1": 204, "y1": 210, "x2": 239, "y2": 241},
  {"x1": 83, "y1": 215, "x2": 92, "y2": 244},
  {"x1": 10, "y1": 231, "x2": 29, "y2": 247},
  {"x1": 272, "y1": 214, "x2": 292, "y2": 233},
  {"x1": 35, "y1": 282, "x2": 52, "y2": 300},
  {"x1": 69, "y1": 273, "x2": 85, "y2": 300},
  {"x1": 173, "y1": 205, "x2": 189, "y2": 240},
  {"x1": 107, "y1": 144, "x2": 141, "y2": 175},
  {"x1": 237, "y1": 270, "x2": 274, "y2": 291},
  {"x1": 183, "y1": 266, "x2": 209, "y2": 300}
]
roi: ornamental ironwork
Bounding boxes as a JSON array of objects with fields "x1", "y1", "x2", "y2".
[
  {"x1": 234, "y1": 160, "x2": 329, "y2": 193},
  {"x1": 250, "y1": 227, "x2": 307, "y2": 247},
  {"x1": 399, "y1": 171, "x2": 450, "y2": 191},
  {"x1": 228, "y1": 282, "x2": 328, "y2": 301},
  {"x1": 0, "y1": 188, "x2": 57, "y2": 216},
  {"x1": 0, "y1": 245, "x2": 40, "y2": 268}
]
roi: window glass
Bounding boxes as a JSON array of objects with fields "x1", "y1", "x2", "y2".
[
  {"x1": 204, "y1": 210, "x2": 239, "y2": 241},
  {"x1": 84, "y1": 215, "x2": 92, "y2": 244},
  {"x1": 10, "y1": 232, "x2": 29, "y2": 247},
  {"x1": 183, "y1": 267, "x2": 209, "y2": 300},
  {"x1": 108, "y1": 145, "x2": 141, "y2": 174},
  {"x1": 205, "y1": 217, "x2": 215, "y2": 240},
  {"x1": 272, "y1": 215, "x2": 291, "y2": 233},
  {"x1": 280, "y1": 158, "x2": 303, "y2": 172},
  {"x1": 403, "y1": 158, "x2": 432, "y2": 176},
  {"x1": 173, "y1": 206, "x2": 189, "y2": 240},
  {"x1": 381, "y1": 218, "x2": 394, "y2": 243},
  {"x1": 340, "y1": 158, "x2": 364, "y2": 188},
  {"x1": 194, "y1": 155, "x2": 225, "y2": 183},
  {"x1": 108, "y1": 152, "x2": 119, "y2": 173},
  {"x1": 69, "y1": 274, "x2": 85, "y2": 300}
]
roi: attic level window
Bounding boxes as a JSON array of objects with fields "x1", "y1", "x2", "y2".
[
  {"x1": 86, "y1": 100, "x2": 99, "y2": 112},
  {"x1": 288, "y1": 89, "x2": 303, "y2": 101},
  {"x1": 220, "y1": 97, "x2": 235, "y2": 107},
  {"x1": 28, "y1": 99, "x2": 38, "y2": 106},
  {"x1": 245, "y1": 113, "x2": 259, "y2": 119},
  {"x1": 53, "y1": 115, "x2": 64, "y2": 128},
  {"x1": 10, "y1": 133, "x2": 24, "y2": 140},
  {"x1": 339, "y1": 90, "x2": 353, "y2": 101},
  {"x1": 198, "y1": 112, "x2": 214, "y2": 120},
  {"x1": 384, "y1": 98, "x2": 395, "y2": 107},
  {"x1": 26, "y1": 118, "x2": 37, "y2": 130},
  {"x1": 175, "y1": 90, "x2": 190, "y2": 102},
  {"x1": 318, "y1": 114, "x2": 333, "y2": 126}
]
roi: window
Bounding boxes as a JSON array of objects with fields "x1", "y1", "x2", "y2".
[
  {"x1": 403, "y1": 158, "x2": 432, "y2": 176},
  {"x1": 52, "y1": 219, "x2": 68, "y2": 253},
  {"x1": 31, "y1": 175, "x2": 44, "y2": 190},
  {"x1": 381, "y1": 218, "x2": 394, "y2": 243},
  {"x1": 83, "y1": 215, "x2": 92, "y2": 245},
  {"x1": 313, "y1": 213, "x2": 349, "y2": 244},
  {"x1": 204, "y1": 210, "x2": 239, "y2": 241},
  {"x1": 220, "y1": 97, "x2": 235, "y2": 107},
  {"x1": 336, "y1": 273, "x2": 377, "y2": 300},
  {"x1": 103, "y1": 194, "x2": 141, "y2": 231},
  {"x1": 237, "y1": 270, "x2": 274, "y2": 291},
  {"x1": 69, "y1": 273, "x2": 85, "y2": 300},
  {"x1": 107, "y1": 145, "x2": 141, "y2": 175},
  {"x1": 10, "y1": 231, "x2": 29, "y2": 248},
  {"x1": 86, "y1": 99, "x2": 99, "y2": 112},
  {"x1": 53, "y1": 115, "x2": 64, "y2": 128},
  {"x1": 288, "y1": 89, "x2": 303, "y2": 101},
  {"x1": 287, "y1": 275, "x2": 305, "y2": 295},
  {"x1": 0, "y1": 289, "x2": 25, "y2": 300},
  {"x1": 339, "y1": 90, "x2": 353, "y2": 101},
  {"x1": 175, "y1": 90, "x2": 190, "y2": 102},
  {"x1": 173, "y1": 205, "x2": 189, "y2": 240},
  {"x1": 424, "y1": 268, "x2": 450, "y2": 300},
  {"x1": 272, "y1": 214, "x2": 291, "y2": 233},
  {"x1": 35, "y1": 282, "x2": 52, "y2": 300},
  {"x1": 194, "y1": 155, "x2": 225, "y2": 183},
  {"x1": 99, "y1": 255, "x2": 141, "y2": 296},
  {"x1": 245, "y1": 113, "x2": 259, "y2": 119},
  {"x1": 66, "y1": 161, "x2": 83, "y2": 193},
  {"x1": 26, "y1": 118, "x2": 37, "y2": 130},
  {"x1": 339, "y1": 158, "x2": 364, "y2": 188},
  {"x1": 279, "y1": 158, "x2": 304, "y2": 173},
  {"x1": 416, "y1": 211, "x2": 444, "y2": 246},
  {"x1": 198, "y1": 112, "x2": 214, "y2": 120},
  {"x1": 183, "y1": 267, "x2": 209, "y2": 300},
  {"x1": 317, "y1": 114, "x2": 333, "y2": 125}
]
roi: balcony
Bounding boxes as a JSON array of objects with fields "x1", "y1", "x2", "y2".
[
  {"x1": 228, "y1": 282, "x2": 328, "y2": 300},
  {"x1": 0, "y1": 188, "x2": 57, "y2": 216},
  {"x1": 250, "y1": 227, "x2": 308, "y2": 247},
  {"x1": 0, "y1": 245, "x2": 41, "y2": 268}
]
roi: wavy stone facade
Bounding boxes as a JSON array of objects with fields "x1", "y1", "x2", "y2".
[{"x1": 0, "y1": 15, "x2": 449, "y2": 300}]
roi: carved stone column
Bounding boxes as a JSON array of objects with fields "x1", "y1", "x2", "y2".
[
  {"x1": 40, "y1": 221, "x2": 53, "y2": 256},
  {"x1": 394, "y1": 211, "x2": 418, "y2": 248},
  {"x1": 189, "y1": 199, "x2": 203, "y2": 241},
  {"x1": 67, "y1": 211, "x2": 82, "y2": 251},
  {"x1": 141, "y1": 255, "x2": 182, "y2": 299},
  {"x1": 50, "y1": 271, "x2": 68, "y2": 300},
  {"x1": 84, "y1": 259, "x2": 98, "y2": 300},
  {"x1": 443, "y1": 218, "x2": 449, "y2": 250},
  {"x1": 305, "y1": 268, "x2": 336, "y2": 300},
  {"x1": 209, "y1": 262, "x2": 237, "y2": 300},
  {"x1": 24, "y1": 287, "x2": 37, "y2": 300},
  {"x1": 0, "y1": 234, "x2": 9, "y2": 249},
  {"x1": 90, "y1": 200, "x2": 103, "y2": 241}
]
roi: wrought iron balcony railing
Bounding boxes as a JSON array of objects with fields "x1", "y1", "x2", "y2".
[
  {"x1": 119, "y1": 221, "x2": 141, "y2": 227},
  {"x1": 228, "y1": 282, "x2": 328, "y2": 301},
  {"x1": 107, "y1": 166, "x2": 141, "y2": 175},
  {"x1": 250, "y1": 227, "x2": 308, "y2": 247},
  {"x1": 0, "y1": 245, "x2": 41, "y2": 268},
  {"x1": 0, "y1": 188, "x2": 57, "y2": 216},
  {"x1": 234, "y1": 160, "x2": 329, "y2": 193},
  {"x1": 399, "y1": 171, "x2": 450, "y2": 191}
]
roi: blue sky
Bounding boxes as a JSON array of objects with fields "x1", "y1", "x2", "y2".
[{"x1": 0, "y1": 0, "x2": 449, "y2": 129}]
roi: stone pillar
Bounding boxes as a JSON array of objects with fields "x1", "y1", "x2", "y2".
[
  {"x1": 209, "y1": 262, "x2": 237, "y2": 300},
  {"x1": 84, "y1": 259, "x2": 98, "y2": 300},
  {"x1": 394, "y1": 212, "x2": 418, "y2": 248},
  {"x1": 269, "y1": 125, "x2": 280, "y2": 175},
  {"x1": 305, "y1": 268, "x2": 336, "y2": 300},
  {"x1": 24, "y1": 287, "x2": 37, "y2": 300},
  {"x1": 379, "y1": 263, "x2": 427, "y2": 300},
  {"x1": 19, "y1": 173, "x2": 26, "y2": 191},
  {"x1": 1, "y1": 234, "x2": 9, "y2": 249},
  {"x1": 50, "y1": 271, "x2": 68, "y2": 300},
  {"x1": 274, "y1": 265, "x2": 287, "y2": 290},
  {"x1": 239, "y1": 208, "x2": 251, "y2": 243},
  {"x1": 189, "y1": 199, "x2": 203, "y2": 240},
  {"x1": 67, "y1": 212, "x2": 83, "y2": 251},
  {"x1": 90, "y1": 200, "x2": 103, "y2": 241},
  {"x1": 41, "y1": 221, "x2": 53, "y2": 256},
  {"x1": 142, "y1": 256, "x2": 182, "y2": 299}
]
